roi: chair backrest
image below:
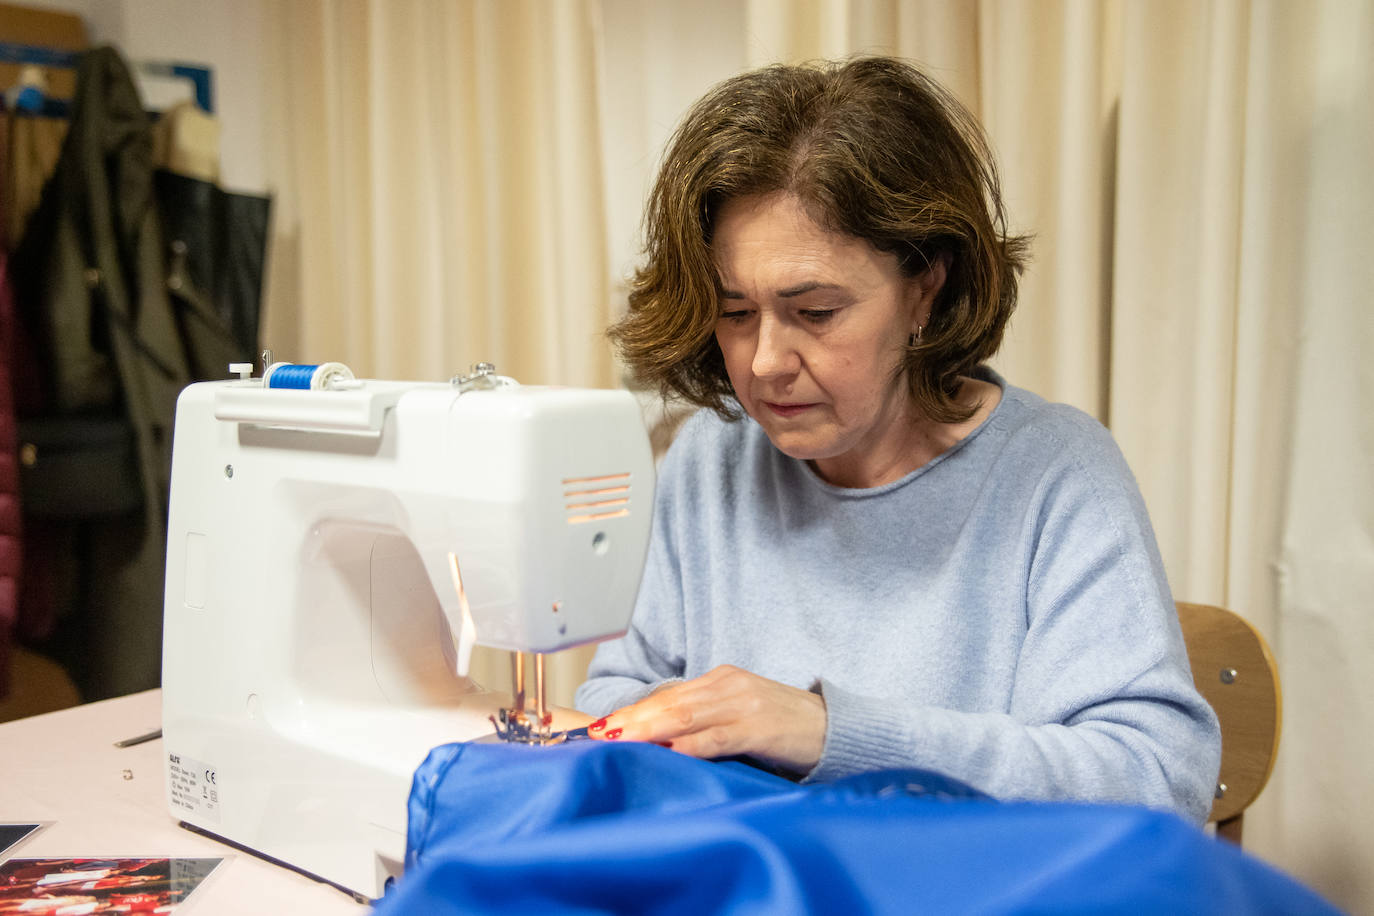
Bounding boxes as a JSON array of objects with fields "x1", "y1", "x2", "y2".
[{"x1": 1175, "y1": 601, "x2": 1282, "y2": 845}]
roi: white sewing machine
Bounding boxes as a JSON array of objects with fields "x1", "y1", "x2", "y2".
[{"x1": 161, "y1": 362, "x2": 654, "y2": 900}]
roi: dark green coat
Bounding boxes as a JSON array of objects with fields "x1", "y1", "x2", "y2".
[{"x1": 13, "y1": 47, "x2": 248, "y2": 700}]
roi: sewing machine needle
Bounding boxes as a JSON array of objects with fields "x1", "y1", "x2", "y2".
[
  {"x1": 511, "y1": 651, "x2": 526, "y2": 718},
  {"x1": 534, "y1": 652, "x2": 549, "y2": 726}
]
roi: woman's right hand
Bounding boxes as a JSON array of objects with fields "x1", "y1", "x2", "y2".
[{"x1": 585, "y1": 665, "x2": 827, "y2": 776}]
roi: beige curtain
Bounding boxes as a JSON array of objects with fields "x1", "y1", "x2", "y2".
[
  {"x1": 260, "y1": 0, "x2": 614, "y2": 388},
  {"x1": 260, "y1": 1, "x2": 1372, "y2": 908},
  {"x1": 1230, "y1": 2, "x2": 1373, "y2": 902},
  {"x1": 1109, "y1": 3, "x2": 1373, "y2": 904}
]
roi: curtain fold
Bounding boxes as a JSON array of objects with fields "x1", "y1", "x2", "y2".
[
  {"x1": 257, "y1": 2, "x2": 1372, "y2": 908},
  {"x1": 1109, "y1": 0, "x2": 1249, "y2": 606},
  {"x1": 978, "y1": 0, "x2": 1119, "y2": 421},
  {"x1": 1241, "y1": 0, "x2": 1374, "y2": 899},
  {"x1": 261, "y1": 0, "x2": 612, "y2": 386}
]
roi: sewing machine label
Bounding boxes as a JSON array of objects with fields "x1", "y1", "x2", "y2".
[{"x1": 167, "y1": 752, "x2": 221, "y2": 824}]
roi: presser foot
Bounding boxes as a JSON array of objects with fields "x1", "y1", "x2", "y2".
[{"x1": 489, "y1": 708, "x2": 565, "y2": 745}]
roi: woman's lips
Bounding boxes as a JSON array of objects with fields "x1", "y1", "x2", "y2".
[{"x1": 763, "y1": 401, "x2": 816, "y2": 418}]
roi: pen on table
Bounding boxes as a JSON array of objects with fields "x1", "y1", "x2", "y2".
[{"x1": 114, "y1": 729, "x2": 162, "y2": 748}]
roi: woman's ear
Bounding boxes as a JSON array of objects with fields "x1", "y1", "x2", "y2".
[{"x1": 908, "y1": 251, "x2": 951, "y2": 331}]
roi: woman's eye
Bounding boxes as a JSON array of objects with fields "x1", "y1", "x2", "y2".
[
  {"x1": 719, "y1": 309, "x2": 751, "y2": 323},
  {"x1": 800, "y1": 308, "x2": 837, "y2": 324}
]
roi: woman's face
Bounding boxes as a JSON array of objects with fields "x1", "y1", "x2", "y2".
[{"x1": 712, "y1": 192, "x2": 941, "y2": 487}]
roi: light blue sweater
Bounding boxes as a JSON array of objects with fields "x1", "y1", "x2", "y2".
[{"x1": 577, "y1": 370, "x2": 1221, "y2": 823}]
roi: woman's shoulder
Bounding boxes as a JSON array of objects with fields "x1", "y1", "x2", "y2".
[
  {"x1": 994, "y1": 381, "x2": 1119, "y2": 456},
  {"x1": 673, "y1": 404, "x2": 773, "y2": 449},
  {"x1": 649, "y1": 407, "x2": 778, "y2": 530},
  {"x1": 981, "y1": 377, "x2": 1138, "y2": 497},
  {"x1": 666, "y1": 406, "x2": 748, "y2": 454},
  {"x1": 656, "y1": 406, "x2": 765, "y2": 479}
]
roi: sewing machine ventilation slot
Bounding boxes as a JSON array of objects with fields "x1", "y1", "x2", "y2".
[{"x1": 563, "y1": 472, "x2": 632, "y2": 524}]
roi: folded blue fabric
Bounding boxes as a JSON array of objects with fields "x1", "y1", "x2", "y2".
[{"x1": 375, "y1": 741, "x2": 1336, "y2": 915}]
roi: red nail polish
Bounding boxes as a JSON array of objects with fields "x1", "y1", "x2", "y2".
[
  {"x1": 589, "y1": 718, "x2": 608, "y2": 732},
  {"x1": 655, "y1": 741, "x2": 673, "y2": 748},
  {"x1": 605, "y1": 728, "x2": 623, "y2": 740}
]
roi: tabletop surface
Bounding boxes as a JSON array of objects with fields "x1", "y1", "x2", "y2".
[{"x1": 0, "y1": 689, "x2": 366, "y2": 914}]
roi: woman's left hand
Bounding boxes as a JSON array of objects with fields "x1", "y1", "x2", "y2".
[{"x1": 586, "y1": 665, "x2": 827, "y2": 775}]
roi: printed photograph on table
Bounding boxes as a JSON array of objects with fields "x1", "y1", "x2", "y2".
[
  {"x1": 0, "y1": 857, "x2": 222, "y2": 914},
  {"x1": 0, "y1": 825, "x2": 43, "y2": 864}
]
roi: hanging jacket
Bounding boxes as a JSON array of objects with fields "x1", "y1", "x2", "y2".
[{"x1": 10, "y1": 46, "x2": 248, "y2": 700}]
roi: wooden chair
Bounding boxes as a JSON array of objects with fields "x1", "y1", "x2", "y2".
[{"x1": 1176, "y1": 601, "x2": 1282, "y2": 846}]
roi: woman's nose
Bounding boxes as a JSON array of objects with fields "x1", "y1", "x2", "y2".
[{"x1": 751, "y1": 317, "x2": 800, "y2": 379}]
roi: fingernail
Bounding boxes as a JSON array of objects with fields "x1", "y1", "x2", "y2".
[
  {"x1": 654, "y1": 741, "x2": 673, "y2": 748},
  {"x1": 588, "y1": 718, "x2": 608, "y2": 732},
  {"x1": 605, "y1": 728, "x2": 623, "y2": 740}
]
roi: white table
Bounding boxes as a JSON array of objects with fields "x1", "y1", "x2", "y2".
[{"x1": 0, "y1": 689, "x2": 366, "y2": 914}]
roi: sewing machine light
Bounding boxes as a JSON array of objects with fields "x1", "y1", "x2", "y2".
[{"x1": 445, "y1": 552, "x2": 479, "y2": 678}]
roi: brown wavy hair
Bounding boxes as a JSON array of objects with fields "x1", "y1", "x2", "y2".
[{"x1": 609, "y1": 56, "x2": 1030, "y2": 424}]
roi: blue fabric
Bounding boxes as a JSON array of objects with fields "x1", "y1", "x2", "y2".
[{"x1": 374, "y1": 741, "x2": 1337, "y2": 915}]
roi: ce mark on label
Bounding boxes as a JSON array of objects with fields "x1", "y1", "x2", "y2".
[{"x1": 169, "y1": 752, "x2": 221, "y2": 823}]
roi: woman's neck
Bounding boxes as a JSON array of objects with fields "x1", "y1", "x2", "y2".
[{"x1": 808, "y1": 376, "x2": 1002, "y2": 489}]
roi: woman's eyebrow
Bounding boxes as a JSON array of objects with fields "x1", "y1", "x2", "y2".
[
  {"x1": 778, "y1": 282, "x2": 842, "y2": 298},
  {"x1": 715, "y1": 282, "x2": 846, "y2": 299}
]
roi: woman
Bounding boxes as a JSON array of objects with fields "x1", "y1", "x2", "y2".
[{"x1": 574, "y1": 56, "x2": 1220, "y2": 823}]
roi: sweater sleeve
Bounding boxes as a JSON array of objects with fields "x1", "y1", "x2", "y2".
[
  {"x1": 574, "y1": 421, "x2": 692, "y2": 717},
  {"x1": 808, "y1": 432, "x2": 1222, "y2": 825}
]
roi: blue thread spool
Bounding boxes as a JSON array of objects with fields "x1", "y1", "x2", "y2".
[{"x1": 264, "y1": 362, "x2": 355, "y2": 390}]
